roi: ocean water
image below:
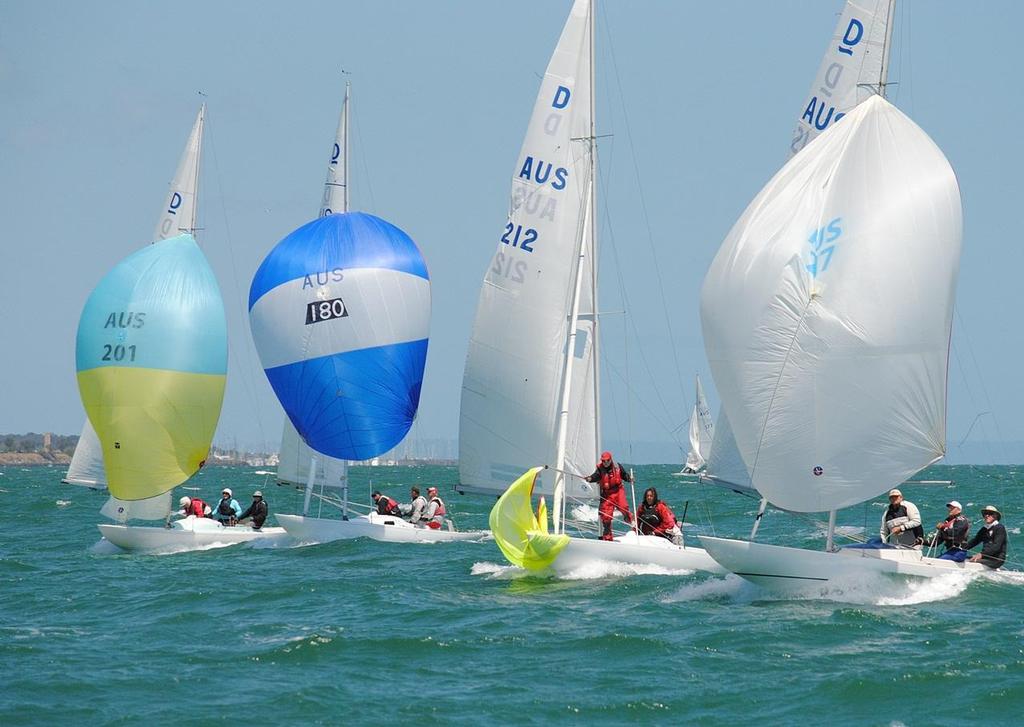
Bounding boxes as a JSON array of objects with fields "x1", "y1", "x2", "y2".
[{"x1": 2, "y1": 463, "x2": 1022, "y2": 725}]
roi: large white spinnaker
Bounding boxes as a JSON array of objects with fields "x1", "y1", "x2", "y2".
[
  {"x1": 683, "y1": 375, "x2": 714, "y2": 473},
  {"x1": 701, "y1": 95, "x2": 962, "y2": 514},
  {"x1": 790, "y1": 0, "x2": 895, "y2": 157},
  {"x1": 66, "y1": 105, "x2": 206, "y2": 524},
  {"x1": 459, "y1": 0, "x2": 597, "y2": 499}
]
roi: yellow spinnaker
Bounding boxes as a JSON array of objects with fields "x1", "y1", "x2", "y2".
[{"x1": 489, "y1": 467, "x2": 570, "y2": 570}]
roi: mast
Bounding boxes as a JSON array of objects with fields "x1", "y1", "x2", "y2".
[
  {"x1": 878, "y1": 0, "x2": 896, "y2": 98},
  {"x1": 551, "y1": 1, "x2": 596, "y2": 535},
  {"x1": 588, "y1": 0, "x2": 601, "y2": 472},
  {"x1": 320, "y1": 80, "x2": 350, "y2": 217},
  {"x1": 187, "y1": 104, "x2": 204, "y2": 237}
]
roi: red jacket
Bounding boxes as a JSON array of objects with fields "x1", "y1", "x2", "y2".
[
  {"x1": 636, "y1": 500, "x2": 675, "y2": 536},
  {"x1": 185, "y1": 498, "x2": 208, "y2": 518}
]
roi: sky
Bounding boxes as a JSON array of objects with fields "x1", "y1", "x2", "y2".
[{"x1": 2, "y1": 1, "x2": 1022, "y2": 463}]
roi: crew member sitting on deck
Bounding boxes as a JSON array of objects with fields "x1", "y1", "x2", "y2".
[
  {"x1": 423, "y1": 486, "x2": 447, "y2": 529},
  {"x1": 372, "y1": 491, "x2": 402, "y2": 517},
  {"x1": 925, "y1": 500, "x2": 970, "y2": 561},
  {"x1": 404, "y1": 486, "x2": 428, "y2": 525},
  {"x1": 965, "y1": 505, "x2": 1008, "y2": 569},
  {"x1": 636, "y1": 487, "x2": 677, "y2": 542},
  {"x1": 214, "y1": 488, "x2": 242, "y2": 526},
  {"x1": 238, "y1": 490, "x2": 269, "y2": 530},
  {"x1": 585, "y1": 451, "x2": 633, "y2": 541},
  {"x1": 880, "y1": 489, "x2": 923, "y2": 548},
  {"x1": 178, "y1": 496, "x2": 210, "y2": 518}
]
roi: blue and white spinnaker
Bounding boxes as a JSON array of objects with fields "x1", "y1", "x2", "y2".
[{"x1": 249, "y1": 211, "x2": 430, "y2": 461}]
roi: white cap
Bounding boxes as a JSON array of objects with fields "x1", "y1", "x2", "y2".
[
  {"x1": 946, "y1": 500, "x2": 962, "y2": 510},
  {"x1": 179, "y1": 496, "x2": 192, "y2": 506},
  {"x1": 888, "y1": 489, "x2": 902, "y2": 498},
  {"x1": 222, "y1": 488, "x2": 232, "y2": 497},
  {"x1": 253, "y1": 490, "x2": 263, "y2": 497}
]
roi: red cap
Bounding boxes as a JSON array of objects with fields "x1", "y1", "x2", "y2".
[{"x1": 601, "y1": 451, "x2": 612, "y2": 461}]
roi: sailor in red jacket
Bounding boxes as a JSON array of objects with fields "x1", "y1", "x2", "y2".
[
  {"x1": 178, "y1": 496, "x2": 209, "y2": 518},
  {"x1": 636, "y1": 487, "x2": 676, "y2": 539},
  {"x1": 585, "y1": 451, "x2": 633, "y2": 540},
  {"x1": 372, "y1": 491, "x2": 402, "y2": 516}
]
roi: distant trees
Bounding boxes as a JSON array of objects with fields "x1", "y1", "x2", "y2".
[{"x1": 0, "y1": 433, "x2": 78, "y2": 455}]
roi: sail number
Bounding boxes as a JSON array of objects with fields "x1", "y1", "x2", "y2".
[
  {"x1": 101, "y1": 344, "x2": 137, "y2": 362},
  {"x1": 500, "y1": 223, "x2": 538, "y2": 252},
  {"x1": 305, "y1": 297, "x2": 349, "y2": 325},
  {"x1": 806, "y1": 217, "x2": 842, "y2": 277}
]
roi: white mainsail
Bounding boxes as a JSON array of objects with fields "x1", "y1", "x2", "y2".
[
  {"x1": 459, "y1": 0, "x2": 597, "y2": 500},
  {"x1": 65, "y1": 105, "x2": 206, "y2": 523},
  {"x1": 683, "y1": 375, "x2": 714, "y2": 473},
  {"x1": 277, "y1": 83, "x2": 352, "y2": 507},
  {"x1": 790, "y1": 0, "x2": 894, "y2": 157},
  {"x1": 700, "y1": 95, "x2": 962, "y2": 514}
]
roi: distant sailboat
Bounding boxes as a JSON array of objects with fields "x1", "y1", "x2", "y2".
[
  {"x1": 679, "y1": 375, "x2": 713, "y2": 475},
  {"x1": 696, "y1": 94, "x2": 990, "y2": 587},
  {"x1": 482, "y1": 0, "x2": 723, "y2": 574},
  {"x1": 255, "y1": 85, "x2": 482, "y2": 544}
]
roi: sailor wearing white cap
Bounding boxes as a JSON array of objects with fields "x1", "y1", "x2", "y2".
[
  {"x1": 930, "y1": 500, "x2": 971, "y2": 561},
  {"x1": 880, "y1": 489, "x2": 923, "y2": 548}
]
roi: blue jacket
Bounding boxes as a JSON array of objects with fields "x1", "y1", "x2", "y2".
[{"x1": 214, "y1": 497, "x2": 242, "y2": 520}]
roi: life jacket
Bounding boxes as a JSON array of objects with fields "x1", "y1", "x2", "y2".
[
  {"x1": 429, "y1": 496, "x2": 446, "y2": 518},
  {"x1": 939, "y1": 514, "x2": 969, "y2": 549},
  {"x1": 637, "y1": 501, "x2": 662, "y2": 531},
  {"x1": 598, "y1": 463, "x2": 623, "y2": 491},
  {"x1": 218, "y1": 499, "x2": 235, "y2": 517},
  {"x1": 378, "y1": 496, "x2": 401, "y2": 515},
  {"x1": 885, "y1": 503, "x2": 924, "y2": 541},
  {"x1": 189, "y1": 498, "x2": 209, "y2": 518}
]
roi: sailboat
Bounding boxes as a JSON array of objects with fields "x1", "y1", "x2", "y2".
[
  {"x1": 679, "y1": 376, "x2": 713, "y2": 476},
  {"x1": 694, "y1": 92, "x2": 996, "y2": 588},
  {"x1": 477, "y1": 0, "x2": 722, "y2": 575},
  {"x1": 256, "y1": 86, "x2": 482, "y2": 545},
  {"x1": 79, "y1": 106, "x2": 284, "y2": 551}
]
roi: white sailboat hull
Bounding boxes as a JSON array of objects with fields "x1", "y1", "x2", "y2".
[
  {"x1": 698, "y1": 536, "x2": 990, "y2": 591},
  {"x1": 276, "y1": 512, "x2": 488, "y2": 544},
  {"x1": 97, "y1": 516, "x2": 288, "y2": 552},
  {"x1": 551, "y1": 531, "x2": 726, "y2": 575}
]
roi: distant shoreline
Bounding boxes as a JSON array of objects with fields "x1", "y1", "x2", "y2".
[{"x1": 0, "y1": 452, "x2": 72, "y2": 466}]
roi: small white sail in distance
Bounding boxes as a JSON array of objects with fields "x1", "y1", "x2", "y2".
[
  {"x1": 683, "y1": 375, "x2": 714, "y2": 473},
  {"x1": 789, "y1": 0, "x2": 895, "y2": 157},
  {"x1": 66, "y1": 105, "x2": 205, "y2": 523},
  {"x1": 701, "y1": 95, "x2": 962, "y2": 514}
]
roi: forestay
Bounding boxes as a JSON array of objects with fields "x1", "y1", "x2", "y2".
[
  {"x1": 249, "y1": 212, "x2": 429, "y2": 461},
  {"x1": 790, "y1": 0, "x2": 894, "y2": 157},
  {"x1": 701, "y1": 96, "x2": 962, "y2": 513},
  {"x1": 459, "y1": 0, "x2": 597, "y2": 497},
  {"x1": 76, "y1": 234, "x2": 228, "y2": 501}
]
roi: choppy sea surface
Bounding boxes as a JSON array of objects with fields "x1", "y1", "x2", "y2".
[{"x1": 2, "y1": 463, "x2": 1022, "y2": 725}]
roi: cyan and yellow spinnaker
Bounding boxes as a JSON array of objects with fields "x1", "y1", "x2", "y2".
[
  {"x1": 76, "y1": 234, "x2": 227, "y2": 501},
  {"x1": 489, "y1": 468, "x2": 570, "y2": 570}
]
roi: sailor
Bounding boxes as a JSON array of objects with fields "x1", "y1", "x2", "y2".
[
  {"x1": 880, "y1": 489, "x2": 923, "y2": 548},
  {"x1": 635, "y1": 487, "x2": 678, "y2": 541},
  {"x1": 178, "y1": 495, "x2": 210, "y2": 518},
  {"x1": 405, "y1": 486, "x2": 428, "y2": 525},
  {"x1": 585, "y1": 451, "x2": 633, "y2": 541},
  {"x1": 238, "y1": 490, "x2": 269, "y2": 530},
  {"x1": 371, "y1": 491, "x2": 402, "y2": 516},
  {"x1": 423, "y1": 486, "x2": 447, "y2": 529},
  {"x1": 214, "y1": 488, "x2": 242, "y2": 525},
  {"x1": 965, "y1": 505, "x2": 1008, "y2": 569},
  {"x1": 927, "y1": 500, "x2": 971, "y2": 561}
]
